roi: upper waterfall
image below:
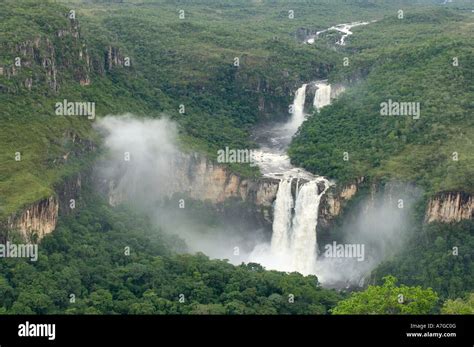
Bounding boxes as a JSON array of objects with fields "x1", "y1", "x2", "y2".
[
  {"x1": 313, "y1": 81, "x2": 332, "y2": 111},
  {"x1": 285, "y1": 83, "x2": 307, "y2": 135}
]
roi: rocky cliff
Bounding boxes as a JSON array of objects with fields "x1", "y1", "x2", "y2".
[
  {"x1": 0, "y1": 14, "x2": 128, "y2": 94},
  {"x1": 5, "y1": 172, "x2": 85, "y2": 242},
  {"x1": 2, "y1": 122, "x2": 93, "y2": 242},
  {"x1": 425, "y1": 192, "x2": 473, "y2": 223},
  {"x1": 6, "y1": 196, "x2": 59, "y2": 242},
  {"x1": 105, "y1": 152, "x2": 280, "y2": 224},
  {"x1": 318, "y1": 177, "x2": 364, "y2": 229},
  {"x1": 320, "y1": 180, "x2": 473, "y2": 228}
]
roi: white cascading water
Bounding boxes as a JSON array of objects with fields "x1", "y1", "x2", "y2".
[
  {"x1": 290, "y1": 178, "x2": 329, "y2": 275},
  {"x1": 285, "y1": 84, "x2": 307, "y2": 134},
  {"x1": 306, "y1": 21, "x2": 375, "y2": 46},
  {"x1": 313, "y1": 81, "x2": 332, "y2": 111},
  {"x1": 249, "y1": 80, "x2": 338, "y2": 276},
  {"x1": 270, "y1": 178, "x2": 294, "y2": 254}
]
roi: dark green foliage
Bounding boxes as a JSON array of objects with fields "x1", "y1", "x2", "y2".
[
  {"x1": 289, "y1": 9, "x2": 474, "y2": 194},
  {"x1": 371, "y1": 221, "x2": 474, "y2": 301},
  {"x1": 0, "y1": 196, "x2": 343, "y2": 314}
]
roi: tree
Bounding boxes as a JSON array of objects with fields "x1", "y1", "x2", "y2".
[
  {"x1": 441, "y1": 294, "x2": 474, "y2": 314},
  {"x1": 331, "y1": 276, "x2": 438, "y2": 314}
]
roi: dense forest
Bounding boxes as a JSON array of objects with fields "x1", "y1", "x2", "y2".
[
  {"x1": 0, "y1": 0, "x2": 473, "y2": 316},
  {"x1": 289, "y1": 9, "x2": 474, "y2": 194},
  {"x1": 2, "y1": 194, "x2": 470, "y2": 315},
  {"x1": 0, "y1": 194, "x2": 346, "y2": 314}
]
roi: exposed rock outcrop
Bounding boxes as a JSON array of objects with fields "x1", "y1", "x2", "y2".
[
  {"x1": 105, "y1": 152, "x2": 280, "y2": 224},
  {"x1": 7, "y1": 196, "x2": 59, "y2": 242},
  {"x1": 0, "y1": 15, "x2": 130, "y2": 94},
  {"x1": 105, "y1": 46, "x2": 127, "y2": 71},
  {"x1": 425, "y1": 192, "x2": 473, "y2": 223},
  {"x1": 318, "y1": 178, "x2": 362, "y2": 229},
  {"x1": 5, "y1": 171, "x2": 85, "y2": 242}
]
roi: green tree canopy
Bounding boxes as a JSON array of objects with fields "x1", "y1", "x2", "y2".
[
  {"x1": 441, "y1": 294, "x2": 474, "y2": 314},
  {"x1": 331, "y1": 276, "x2": 438, "y2": 315}
]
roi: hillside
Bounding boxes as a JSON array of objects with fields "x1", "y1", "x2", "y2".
[
  {"x1": 289, "y1": 8, "x2": 474, "y2": 194},
  {"x1": 0, "y1": 0, "x2": 473, "y2": 319},
  {"x1": 3, "y1": 0, "x2": 461, "y2": 218}
]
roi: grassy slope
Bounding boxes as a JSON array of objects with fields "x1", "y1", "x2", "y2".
[{"x1": 0, "y1": 2, "x2": 96, "y2": 218}]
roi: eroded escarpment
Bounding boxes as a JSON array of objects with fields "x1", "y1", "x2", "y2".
[
  {"x1": 319, "y1": 179, "x2": 473, "y2": 228},
  {"x1": 5, "y1": 172, "x2": 84, "y2": 242},
  {"x1": 5, "y1": 156, "x2": 472, "y2": 245},
  {"x1": 425, "y1": 192, "x2": 473, "y2": 223},
  {"x1": 2, "y1": 128, "x2": 95, "y2": 243},
  {"x1": 6, "y1": 196, "x2": 59, "y2": 242},
  {"x1": 319, "y1": 178, "x2": 363, "y2": 229},
  {"x1": 104, "y1": 152, "x2": 280, "y2": 225}
]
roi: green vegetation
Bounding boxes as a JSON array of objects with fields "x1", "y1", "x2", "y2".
[
  {"x1": 1, "y1": 0, "x2": 473, "y2": 316},
  {"x1": 372, "y1": 221, "x2": 474, "y2": 301},
  {"x1": 289, "y1": 8, "x2": 474, "y2": 194},
  {"x1": 441, "y1": 293, "x2": 474, "y2": 314},
  {"x1": 332, "y1": 276, "x2": 438, "y2": 314},
  {"x1": 3, "y1": 0, "x2": 465, "y2": 218},
  {"x1": 0, "y1": 195, "x2": 343, "y2": 314}
]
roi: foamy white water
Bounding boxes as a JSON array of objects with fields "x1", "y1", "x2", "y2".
[
  {"x1": 313, "y1": 81, "x2": 332, "y2": 110},
  {"x1": 285, "y1": 84, "x2": 307, "y2": 135},
  {"x1": 248, "y1": 80, "x2": 342, "y2": 276},
  {"x1": 270, "y1": 178, "x2": 294, "y2": 254},
  {"x1": 290, "y1": 178, "x2": 329, "y2": 275},
  {"x1": 306, "y1": 20, "x2": 376, "y2": 46}
]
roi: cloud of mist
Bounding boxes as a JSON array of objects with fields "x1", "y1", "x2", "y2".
[
  {"x1": 315, "y1": 186, "x2": 422, "y2": 288},
  {"x1": 94, "y1": 114, "x2": 269, "y2": 261},
  {"x1": 94, "y1": 114, "x2": 421, "y2": 286},
  {"x1": 94, "y1": 114, "x2": 180, "y2": 209}
]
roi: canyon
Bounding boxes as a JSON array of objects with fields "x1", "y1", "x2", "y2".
[{"x1": 2, "y1": 17, "x2": 472, "y2": 278}]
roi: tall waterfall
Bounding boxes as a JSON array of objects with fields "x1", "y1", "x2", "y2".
[
  {"x1": 268, "y1": 85, "x2": 332, "y2": 275},
  {"x1": 250, "y1": 80, "x2": 341, "y2": 276},
  {"x1": 313, "y1": 81, "x2": 332, "y2": 111},
  {"x1": 269, "y1": 177, "x2": 329, "y2": 276},
  {"x1": 270, "y1": 178, "x2": 294, "y2": 254},
  {"x1": 290, "y1": 178, "x2": 329, "y2": 275}
]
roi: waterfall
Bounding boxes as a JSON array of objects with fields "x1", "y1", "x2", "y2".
[
  {"x1": 313, "y1": 82, "x2": 331, "y2": 111},
  {"x1": 270, "y1": 178, "x2": 294, "y2": 254},
  {"x1": 268, "y1": 177, "x2": 329, "y2": 276},
  {"x1": 290, "y1": 178, "x2": 329, "y2": 275},
  {"x1": 285, "y1": 84, "x2": 307, "y2": 135},
  {"x1": 250, "y1": 80, "x2": 342, "y2": 276}
]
